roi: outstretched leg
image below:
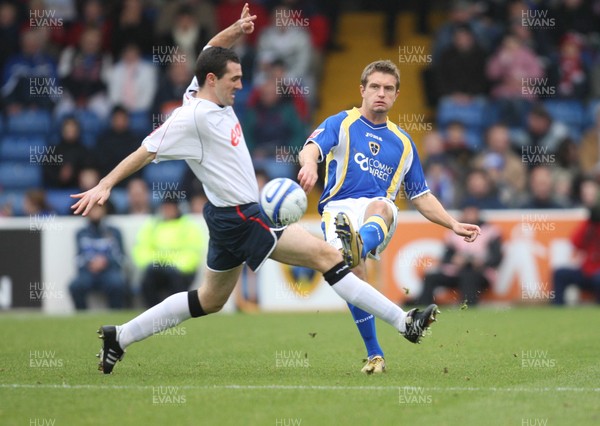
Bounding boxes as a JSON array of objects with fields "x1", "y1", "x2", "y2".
[
  {"x1": 97, "y1": 266, "x2": 242, "y2": 374},
  {"x1": 271, "y1": 224, "x2": 438, "y2": 344}
]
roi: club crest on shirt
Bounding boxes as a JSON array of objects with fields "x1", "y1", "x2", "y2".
[{"x1": 369, "y1": 141, "x2": 380, "y2": 156}]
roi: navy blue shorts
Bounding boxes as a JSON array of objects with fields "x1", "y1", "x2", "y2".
[{"x1": 203, "y1": 202, "x2": 283, "y2": 272}]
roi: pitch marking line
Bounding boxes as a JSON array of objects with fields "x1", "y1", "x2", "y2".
[{"x1": 1, "y1": 384, "x2": 599, "y2": 392}]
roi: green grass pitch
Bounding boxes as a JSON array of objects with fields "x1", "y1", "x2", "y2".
[{"x1": 1, "y1": 307, "x2": 599, "y2": 425}]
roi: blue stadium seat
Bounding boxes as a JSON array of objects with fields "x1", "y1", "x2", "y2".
[
  {"x1": 110, "y1": 187, "x2": 130, "y2": 214},
  {"x1": 0, "y1": 163, "x2": 42, "y2": 190},
  {"x1": 437, "y1": 97, "x2": 488, "y2": 130},
  {"x1": 75, "y1": 109, "x2": 106, "y2": 135},
  {"x1": 464, "y1": 129, "x2": 484, "y2": 150},
  {"x1": 142, "y1": 161, "x2": 187, "y2": 186},
  {"x1": 128, "y1": 111, "x2": 152, "y2": 136},
  {"x1": 232, "y1": 86, "x2": 251, "y2": 122},
  {"x1": 482, "y1": 100, "x2": 501, "y2": 128},
  {"x1": 46, "y1": 188, "x2": 78, "y2": 215},
  {"x1": 585, "y1": 99, "x2": 600, "y2": 131},
  {"x1": 543, "y1": 99, "x2": 585, "y2": 140},
  {"x1": 6, "y1": 110, "x2": 52, "y2": 134},
  {"x1": 0, "y1": 135, "x2": 47, "y2": 162},
  {"x1": 0, "y1": 190, "x2": 27, "y2": 216}
]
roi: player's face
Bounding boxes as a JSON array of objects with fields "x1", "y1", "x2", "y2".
[
  {"x1": 214, "y1": 61, "x2": 243, "y2": 106},
  {"x1": 360, "y1": 72, "x2": 399, "y2": 114}
]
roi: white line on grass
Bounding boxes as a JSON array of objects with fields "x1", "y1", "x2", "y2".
[{"x1": 1, "y1": 384, "x2": 599, "y2": 392}]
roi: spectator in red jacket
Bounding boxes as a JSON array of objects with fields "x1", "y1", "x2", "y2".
[{"x1": 552, "y1": 179, "x2": 600, "y2": 304}]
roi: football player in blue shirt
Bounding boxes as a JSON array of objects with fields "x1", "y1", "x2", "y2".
[{"x1": 299, "y1": 60, "x2": 480, "y2": 374}]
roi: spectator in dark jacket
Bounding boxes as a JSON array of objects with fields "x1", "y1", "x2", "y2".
[
  {"x1": 1, "y1": 28, "x2": 58, "y2": 112},
  {"x1": 69, "y1": 202, "x2": 127, "y2": 309},
  {"x1": 0, "y1": 1, "x2": 20, "y2": 74},
  {"x1": 94, "y1": 106, "x2": 141, "y2": 186},
  {"x1": 435, "y1": 24, "x2": 488, "y2": 99},
  {"x1": 56, "y1": 27, "x2": 111, "y2": 118},
  {"x1": 44, "y1": 117, "x2": 92, "y2": 188}
]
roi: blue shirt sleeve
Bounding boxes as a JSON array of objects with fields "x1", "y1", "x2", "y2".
[
  {"x1": 404, "y1": 140, "x2": 430, "y2": 199},
  {"x1": 304, "y1": 112, "x2": 346, "y2": 162}
]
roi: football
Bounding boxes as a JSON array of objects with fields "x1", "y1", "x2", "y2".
[{"x1": 259, "y1": 178, "x2": 307, "y2": 227}]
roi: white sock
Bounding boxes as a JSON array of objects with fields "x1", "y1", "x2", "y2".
[
  {"x1": 331, "y1": 273, "x2": 407, "y2": 332},
  {"x1": 117, "y1": 292, "x2": 191, "y2": 349}
]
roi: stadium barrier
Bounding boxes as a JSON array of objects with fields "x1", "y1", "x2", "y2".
[{"x1": 0, "y1": 209, "x2": 587, "y2": 313}]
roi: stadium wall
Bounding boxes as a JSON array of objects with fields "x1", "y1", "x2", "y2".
[{"x1": 0, "y1": 210, "x2": 586, "y2": 314}]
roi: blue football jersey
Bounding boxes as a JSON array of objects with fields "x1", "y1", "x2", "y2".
[{"x1": 306, "y1": 108, "x2": 430, "y2": 214}]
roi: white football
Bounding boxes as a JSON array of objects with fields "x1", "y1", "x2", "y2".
[{"x1": 259, "y1": 178, "x2": 307, "y2": 227}]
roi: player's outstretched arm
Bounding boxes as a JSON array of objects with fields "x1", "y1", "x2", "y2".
[
  {"x1": 207, "y1": 3, "x2": 256, "y2": 49},
  {"x1": 411, "y1": 192, "x2": 481, "y2": 242},
  {"x1": 298, "y1": 143, "x2": 320, "y2": 193},
  {"x1": 70, "y1": 146, "x2": 156, "y2": 216}
]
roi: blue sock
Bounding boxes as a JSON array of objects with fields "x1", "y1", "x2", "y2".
[
  {"x1": 358, "y1": 215, "x2": 388, "y2": 258},
  {"x1": 347, "y1": 302, "x2": 384, "y2": 358}
]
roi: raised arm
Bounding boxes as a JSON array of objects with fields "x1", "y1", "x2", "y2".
[
  {"x1": 71, "y1": 145, "x2": 156, "y2": 216},
  {"x1": 207, "y1": 3, "x2": 256, "y2": 49},
  {"x1": 411, "y1": 192, "x2": 481, "y2": 242},
  {"x1": 298, "y1": 142, "x2": 321, "y2": 193}
]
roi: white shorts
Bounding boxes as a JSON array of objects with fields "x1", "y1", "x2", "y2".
[{"x1": 321, "y1": 197, "x2": 399, "y2": 260}]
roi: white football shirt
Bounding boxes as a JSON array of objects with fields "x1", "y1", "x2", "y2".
[{"x1": 142, "y1": 90, "x2": 259, "y2": 207}]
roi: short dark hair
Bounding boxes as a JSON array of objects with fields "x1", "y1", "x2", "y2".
[
  {"x1": 111, "y1": 105, "x2": 128, "y2": 117},
  {"x1": 360, "y1": 60, "x2": 400, "y2": 91},
  {"x1": 195, "y1": 47, "x2": 240, "y2": 87}
]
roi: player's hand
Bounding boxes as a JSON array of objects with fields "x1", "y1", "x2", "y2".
[
  {"x1": 70, "y1": 183, "x2": 111, "y2": 216},
  {"x1": 452, "y1": 222, "x2": 481, "y2": 243},
  {"x1": 298, "y1": 162, "x2": 318, "y2": 193},
  {"x1": 238, "y1": 3, "x2": 256, "y2": 35}
]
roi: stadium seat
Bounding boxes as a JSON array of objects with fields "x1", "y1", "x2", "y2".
[
  {"x1": 0, "y1": 163, "x2": 42, "y2": 190},
  {"x1": 232, "y1": 85, "x2": 251, "y2": 122},
  {"x1": 464, "y1": 128, "x2": 484, "y2": 150},
  {"x1": 46, "y1": 188, "x2": 78, "y2": 215},
  {"x1": 75, "y1": 109, "x2": 106, "y2": 135},
  {"x1": 482, "y1": 100, "x2": 501, "y2": 128},
  {"x1": 585, "y1": 99, "x2": 600, "y2": 130},
  {"x1": 0, "y1": 190, "x2": 27, "y2": 216},
  {"x1": 6, "y1": 110, "x2": 52, "y2": 134},
  {"x1": 0, "y1": 135, "x2": 47, "y2": 162},
  {"x1": 437, "y1": 97, "x2": 488, "y2": 130},
  {"x1": 110, "y1": 187, "x2": 130, "y2": 214},
  {"x1": 543, "y1": 99, "x2": 586, "y2": 140},
  {"x1": 142, "y1": 161, "x2": 187, "y2": 186},
  {"x1": 128, "y1": 111, "x2": 152, "y2": 136}
]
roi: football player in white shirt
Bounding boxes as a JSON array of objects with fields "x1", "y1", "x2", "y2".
[{"x1": 71, "y1": 4, "x2": 481, "y2": 374}]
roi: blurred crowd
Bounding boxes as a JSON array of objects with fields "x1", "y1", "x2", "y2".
[
  {"x1": 1, "y1": 0, "x2": 600, "y2": 218},
  {"x1": 420, "y1": 0, "x2": 600, "y2": 211},
  {"x1": 0, "y1": 0, "x2": 336, "y2": 216}
]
